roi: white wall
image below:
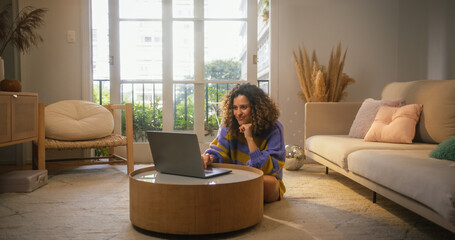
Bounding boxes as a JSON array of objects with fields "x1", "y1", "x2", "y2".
[
  {"x1": 19, "y1": 0, "x2": 90, "y2": 105},
  {"x1": 273, "y1": 0, "x2": 455, "y2": 146},
  {"x1": 397, "y1": 0, "x2": 452, "y2": 81}
]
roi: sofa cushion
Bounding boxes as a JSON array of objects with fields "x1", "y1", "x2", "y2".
[
  {"x1": 381, "y1": 79, "x2": 455, "y2": 144},
  {"x1": 305, "y1": 135, "x2": 436, "y2": 169},
  {"x1": 364, "y1": 104, "x2": 422, "y2": 144},
  {"x1": 430, "y1": 136, "x2": 455, "y2": 161},
  {"x1": 45, "y1": 100, "x2": 114, "y2": 141},
  {"x1": 348, "y1": 98, "x2": 403, "y2": 139},
  {"x1": 347, "y1": 149, "x2": 455, "y2": 225}
]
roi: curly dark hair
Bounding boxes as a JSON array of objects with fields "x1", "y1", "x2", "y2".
[{"x1": 221, "y1": 83, "x2": 280, "y2": 136}]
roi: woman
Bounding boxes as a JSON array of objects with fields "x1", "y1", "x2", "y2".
[{"x1": 202, "y1": 83, "x2": 286, "y2": 203}]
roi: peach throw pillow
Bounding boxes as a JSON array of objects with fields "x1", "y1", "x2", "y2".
[
  {"x1": 364, "y1": 104, "x2": 423, "y2": 143},
  {"x1": 348, "y1": 98, "x2": 403, "y2": 138}
]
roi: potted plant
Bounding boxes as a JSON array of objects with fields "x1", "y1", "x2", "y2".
[
  {"x1": 0, "y1": 4, "x2": 47, "y2": 91},
  {"x1": 293, "y1": 43, "x2": 355, "y2": 102}
]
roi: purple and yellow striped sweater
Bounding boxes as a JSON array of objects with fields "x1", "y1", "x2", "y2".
[{"x1": 205, "y1": 121, "x2": 286, "y2": 198}]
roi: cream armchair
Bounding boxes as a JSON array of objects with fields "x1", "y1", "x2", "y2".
[{"x1": 32, "y1": 101, "x2": 134, "y2": 174}]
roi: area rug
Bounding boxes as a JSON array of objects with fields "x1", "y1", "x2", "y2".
[{"x1": 0, "y1": 163, "x2": 454, "y2": 240}]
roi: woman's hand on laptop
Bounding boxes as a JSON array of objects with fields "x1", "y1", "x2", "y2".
[{"x1": 201, "y1": 153, "x2": 214, "y2": 169}]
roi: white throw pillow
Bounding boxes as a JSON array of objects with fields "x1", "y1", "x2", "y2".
[
  {"x1": 45, "y1": 100, "x2": 114, "y2": 141},
  {"x1": 348, "y1": 98, "x2": 403, "y2": 138}
]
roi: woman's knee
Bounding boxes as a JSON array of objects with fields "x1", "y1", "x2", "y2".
[{"x1": 263, "y1": 175, "x2": 279, "y2": 203}]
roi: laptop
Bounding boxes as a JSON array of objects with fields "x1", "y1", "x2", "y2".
[{"x1": 146, "y1": 131, "x2": 232, "y2": 178}]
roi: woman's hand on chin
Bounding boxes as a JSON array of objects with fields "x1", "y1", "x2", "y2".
[{"x1": 239, "y1": 123, "x2": 253, "y2": 139}]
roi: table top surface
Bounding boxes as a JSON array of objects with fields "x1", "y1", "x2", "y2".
[{"x1": 132, "y1": 167, "x2": 260, "y2": 185}]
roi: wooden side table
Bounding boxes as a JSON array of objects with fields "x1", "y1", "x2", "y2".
[
  {"x1": 129, "y1": 163, "x2": 264, "y2": 235},
  {"x1": 0, "y1": 92, "x2": 38, "y2": 147}
]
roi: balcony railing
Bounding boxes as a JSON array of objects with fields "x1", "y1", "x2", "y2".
[{"x1": 93, "y1": 80, "x2": 269, "y2": 142}]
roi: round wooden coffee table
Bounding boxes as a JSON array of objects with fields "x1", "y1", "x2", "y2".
[{"x1": 129, "y1": 163, "x2": 264, "y2": 235}]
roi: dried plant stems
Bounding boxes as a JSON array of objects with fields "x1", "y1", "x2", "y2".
[
  {"x1": 293, "y1": 43, "x2": 355, "y2": 102},
  {"x1": 314, "y1": 70, "x2": 326, "y2": 101},
  {"x1": 293, "y1": 50, "x2": 309, "y2": 101},
  {"x1": 302, "y1": 47, "x2": 312, "y2": 97},
  {"x1": 0, "y1": 5, "x2": 48, "y2": 56}
]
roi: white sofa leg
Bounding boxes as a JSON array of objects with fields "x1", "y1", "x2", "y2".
[
  {"x1": 325, "y1": 167, "x2": 329, "y2": 174},
  {"x1": 373, "y1": 192, "x2": 377, "y2": 203}
]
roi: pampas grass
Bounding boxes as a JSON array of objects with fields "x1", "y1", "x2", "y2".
[
  {"x1": 0, "y1": 5, "x2": 48, "y2": 56},
  {"x1": 293, "y1": 43, "x2": 355, "y2": 102}
]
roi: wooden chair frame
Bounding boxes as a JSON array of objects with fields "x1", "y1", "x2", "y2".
[{"x1": 32, "y1": 103, "x2": 134, "y2": 174}]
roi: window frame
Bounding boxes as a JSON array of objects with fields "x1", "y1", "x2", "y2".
[{"x1": 101, "y1": 0, "x2": 257, "y2": 145}]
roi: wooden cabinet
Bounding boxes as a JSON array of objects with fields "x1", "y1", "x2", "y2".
[{"x1": 0, "y1": 92, "x2": 38, "y2": 147}]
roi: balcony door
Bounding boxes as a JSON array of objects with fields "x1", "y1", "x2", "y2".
[{"x1": 91, "y1": 0, "x2": 258, "y2": 160}]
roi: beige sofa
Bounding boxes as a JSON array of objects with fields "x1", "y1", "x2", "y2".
[{"x1": 304, "y1": 80, "x2": 455, "y2": 233}]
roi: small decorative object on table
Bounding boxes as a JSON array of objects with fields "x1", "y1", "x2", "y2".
[
  {"x1": 284, "y1": 144, "x2": 305, "y2": 170},
  {"x1": 0, "y1": 78, "x2": 21, "y2": 92}
]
